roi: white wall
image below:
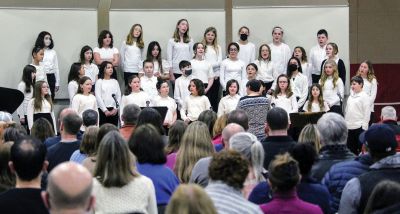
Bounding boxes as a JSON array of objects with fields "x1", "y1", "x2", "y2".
[{"x1": 0, "y1": 9, "x2": 97, "y2": 99}]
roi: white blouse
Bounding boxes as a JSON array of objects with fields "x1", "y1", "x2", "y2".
[
  {"x1": 362, "y1": 77, "x2": 378, "y2": 112},
  {"x1": 43, "y1": 48, "x2": 60, "y2": 86},
  {"x1": 268, "y1": 42, "x2": 291, "y2": 75},
  {"x1": 174, "y1": 75, "x2": 192, "y2": 110},
  {"x1": 31, "y1": 63, "x2": 47, "y2": 83},
  {"x1": 217, "y1": 94, "x2": 241, "y2": 117},
  {"x1": 140, "y1": 76, "x2": 158, "y2": 99},
  {"x1": 254, "y1": 59, "x2": 278, "y2": 83},
  {"x1": 302, "y1": 101, "x2": 330, "y2": 112},
  {"x1": 290, "y1": 72, "x2": 309, "y2": 107},
  {"x1": 319, "y1": 77, "x2": 344, "y2": 107},
  {"x1": 204, "y1": 45, "x2": 223, "y2": 76},
  {"x1": 219, "y1": 58, "x2": 247, "y2": 90},
  {"x1": 27, "y1": 98, "x2": 56, "y2": 133},
  {"x1": 180, "y1": 95, "x2": 211, "y2": 122},
  {"x1": 95, "y1": 79, "x2": 121, "y2": 112},
  {"x1": 93, "y1": 47, "x2": 119, "y2": 62},
  {"x1": 271, "y1": 94, "x2": 298, "y2": 117},
  {"x1": 190, "y1": 59, "x2": 214, "y2": 84},
  {"x1": 68, "y1": 80, "x2": 79, "y2": 104},
  {"x1": 167, "y1": 38, "x2": 194, "y2": 74},
  {"x1": 120, "y1": 41, "x2": 144, "y2": 73},
  {"x1": 83, "y1": 63, "x2": 99, "y2": 84},
  {"x1": 71, "y1": 94, "x2": 98, "y2": 116},
  {"x1": 152, "y1": 95, "x2": 177, "y2": 125},
  {"x1": 16, "y1": 82, "x2": 33, "y2": 118},
  {"x1": 301, "y1": 62, "x2": 312, "y2": 86},
  {"x1": 237, "y1": 42, "x2": 256, "y2": 65},
  {"x1": 153, "y1": 59, "x2": 171, "y2": 76}
]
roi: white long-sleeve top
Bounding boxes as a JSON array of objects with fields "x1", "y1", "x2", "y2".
[
  {"x1": 95, "y1": 79, "x2": 121, "y2": 112},
  {"x1": 152, "y1": 95, "x2": 177, "y2": 125},
  {"x1": 362, "y1": 77, "x2": 378, "y2": 112},
  {"x1": 167, "y1": 38, "x2": 194, "y2": 74},
  {"x1": 219, "y1": 58, "x2": 247, "y2": 90},
  {"x1": 68, "y1": 80, "x2": 78, "y2": 105},
  {"x1": 153, "y1": 59, "x2": 171, "y2": 76},
  {"x1": 83, "y1": 63, "x2": 99, "y2": 84},
  {"x1": 43, "y1": 48, "x2": 60, "y2": 86},
  {"x1": 120, "y1": 41, "x2": 144, "y2": 73},
  {"x1": 190, "y1": 59, "x2": 214, "y2": 84},
  {"x1": 301, "y1": 62, "x2": 312, "y2": 86},
  {"x1": 205, "y1": 45, "x2": 223, "y2": 76},
  {"x1": 120, "y1": 91, "x2": 151, "y2": 125},
  {"x1": 268, "y1": 42, "x2": 291, "y2": 75},
  {"x1": 27, "y1": 98, "x2": 56, "y2": 133},
  {"x1": 174, "y1": 75, "x2": 192, "y2": 110},
  {"x1": 217, "y1": 94, "x2": 241, "y2": 117},
  {"x1": 140, "y1": 76, "x2": 158, "y2": 100},
  {"x1": 237, "y1": 42, "x2": 256, "y2": 65},
  {"x1": 71, "y1": 94, "x2": 98, "y2": 116},
  {"x1": 345, "y1": 91, "x2": 370, "y2": 130},
  {"x1": 31, "y1": 63, "x2": 47, "y2": 83},
  {"x1": 16, "y1": 82, "x2": 33, "y2": 118},
  {"x1": 320, "y1": 77, "x2": 344, "y2": 107},
  {"x1": 180, "y1": 95, "x2": 211, "y2": 122},
  {"x1": 271, "y1": 94, "x2": 298, "y2": 117},
  {"x1": 302, "y1": 101, "x2": 330, "y2": 112},
  {"x1": 290, "y1": 72, "x2": 309, "y2": 107},
  {"x1": 93, "y1": 47, "x2": 119, "y2": 62},
  {"x1": 254, "y1": 59, "x2": 278, "y2": 83},
  {"x1": 309, "y1": 44, "x2": 327, "y2": 75}
]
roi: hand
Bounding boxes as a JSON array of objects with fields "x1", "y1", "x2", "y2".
[
  {"x1": 184, "y1": 118, "x2": 190, "y2": 124},
  {"x1": 55, "y1": 86, "x2": 59, "y2": 92},
  {"x1": 104, "y1": 110, "x2": 111, "y2": 116},
  {"x1": 110, "y1": 109, "x2": 118, "y2": 116},
  {"x1": 154, "y1": 72, "x2": 161, "y2": 77},
  {"x1": 20, "y1": 117, "x2": 25, "y2": 124}
]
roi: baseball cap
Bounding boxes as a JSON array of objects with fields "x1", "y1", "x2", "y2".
[{"x1": 359, "y1": 124, "x2": 397, "y2": 153}]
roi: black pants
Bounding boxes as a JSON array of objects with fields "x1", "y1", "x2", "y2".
[
  {"x1": 124, "y1": 72, "x2": 138, "y2": 88},
  {"x1": 264, "y1": 81, "x2": 273, "y2": 91},
  {"x1": 47, "y1": 73, "x2": 56, "y2": 101},
  {"x1": 207, "y1": 77, "x2": 220, "y2": 112},
  {"x1": 98, "y1": 107, "x2": 119, "y2": 127},
  {"x1": 347, "y1": 127, "x2": 364, "y2": 155},
  {"x1": 312, "y1": 74, "x2": 321, "y2": 84},
  {"x1": 329, "y1": 105, "x2": 343, "y2": 116}
]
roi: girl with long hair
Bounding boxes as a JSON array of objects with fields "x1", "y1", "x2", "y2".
[
  {"x1": 319, "y1": 59, "x2": 344, "y2": 115},
  {"x1": 17, "y1": 65, "x2": 36, "y2": 128}
]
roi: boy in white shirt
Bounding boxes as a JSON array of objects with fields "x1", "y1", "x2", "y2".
[
  {"x1": 174, "y1": 60, "x2": 192, "y2": 112},
  {"x1": 140, "y1": 60, "x2": 158, "y2": 100},
  {"x1": 309, "y1": 29, "x2": 329, "y2": 83}
]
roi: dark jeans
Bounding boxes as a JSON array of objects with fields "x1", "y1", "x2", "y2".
[
  {"x1": 47, "y1": 73, "x2": 56, "y2": 101},
  {"x1": 329, "y1": 105, "x2": 343, "y2": 116},
  {"x1": 207, "y1": 77, "x2": 221, "y2": 112},
  {"x1": 312, "y1": 74, "x2": 321, "y2": 84},
  {"x1": 98, "y1": 107, "x2": 119, "y2": 127},
  {"x1": 347, "y1": 127, "x2": 364, "y2": 155}
]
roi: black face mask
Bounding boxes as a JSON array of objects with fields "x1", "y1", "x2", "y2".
[
  {"x1": 240, "y1": 34, "x2": 248, "y2": 41},
  {"x1": 288, "y1": 64, "x2": 298, "y2": 72},
  {"x1": 185, "y1": 69, "x2": 192, "y2": 76}
]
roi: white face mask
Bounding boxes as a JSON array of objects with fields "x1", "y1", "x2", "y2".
[{"x1": 44, "y1": 37, "x2": 51, "y2": 47}]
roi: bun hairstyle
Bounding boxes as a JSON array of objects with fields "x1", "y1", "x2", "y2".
[{"x1": 268, "y1": 153, "x2": 300, "y2": 192}]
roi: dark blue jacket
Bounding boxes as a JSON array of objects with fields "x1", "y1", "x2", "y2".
[
  {"x1": 321, "y1": 154, "x2": 373, "y2": 213},
  {"x1": 249, "y1": 176, "x2": 331, "y2": 214}
]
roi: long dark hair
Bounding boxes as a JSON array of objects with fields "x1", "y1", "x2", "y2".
[
  {"x1": 21, "y1": 65, "x2": 36, "y2": 93},
  {"x1": 67, "y1": 63, "x2": 82, "y2": 83},
  {"x1": 35, "y1": 31, "x2": 54, "y2": 49},
  {"x1": 80, "y1": 45, "x2": 93, "y2": 63},
  {"x1": 98, "y1": 61, "x2": 117, "y2": 79},
  {"x1": 146, "y1": 41, "x2": 164, "y2": 74}
]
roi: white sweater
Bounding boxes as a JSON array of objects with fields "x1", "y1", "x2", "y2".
[
  {"x1": 167, "y1": 38, "x2": 194, "y2": 73},
  {"x1": 181, "y1": 95, "x2": 211, "y2": 121},
  {"x1": 319, "y1": 77, "x2": 344, "y2": 107},
  {"x1": 254, "y1": 59, "x2": 278, "y2": 83},
  {"x1": 152, "y1": 95, "x2": 177, "y2": 125},
  {"x1": 204, "y1": 45, "x2": 223, "y2": 76},
  {"x1": 16, "y1": 82, "x2": 33, "y2": 118},
  {"x1": 219, "y1": 58, "x2": 247, "y2": 90},
  {"x1": 120, "y1": 41, "x2": 144, "y2": 73},
  {"x1": 345, "y1": 91, "x2": 370, "y2": 130},
  {"x1": 95, "y1": 79, "x2": 121, "y2": 112},
  {"x1": 217, "y1": 94, "x2": 241, "y2": 117},
  {"x1": 27, "y1": 98, "x2": 56, "y2": 133},
  {"x1": 237, "y1": 42, "x2": 256, "y2": 65},
  {"x1": 190, "y1": 59, "x2": 214, "y2": 84}
]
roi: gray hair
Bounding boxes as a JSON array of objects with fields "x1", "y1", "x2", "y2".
[
  {"x1": 381, "y1": 106, "x2": 397, "y2": 120},
  {"x1": 317, "y1": 113, "x2": 347, "y2": 146},
  {"x1": 122, "y1": 104, "x2": 141, "y2": 125},
  {"x1": 229, "y1": 132, "x2": 265, "y2": 182}
]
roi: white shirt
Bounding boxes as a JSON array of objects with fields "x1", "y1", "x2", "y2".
[
  {"x1": 190, "y1": 59, "x2": 214, "y2": 84},
  {"x1": 167, "y1": 38, "x2": 194, "y2": 73},
  {"x1": 83, "y1": 63, "x2": 99, "y2": 84},
  {"x1": 302, "y1": 101, "x2": 330, "y2": 112},
  {"x1": 152, "y1": 95, "x2": 177, "y2": 125},
  {"x1": 362, "y1": 77, "x2": 378, "y2": 112},
  {"x1": 204, "y1": 45, "x2": 223, "y2": 76},
  {"x1": 301, "y1": 62, "x2": 312, "y2": 86},
  {"x1": 31, "y1": 63, "x2": 47, "y2": 83},
  {"x1": 180, "y1": 95, "x2": 211, "y2": 121},
  {"x1": 254, "y1": 59, "x2": 278, "y2": 83},
  {"x1": 271, "y1": 94, "x2": 298, "y2": 117},
  {"x1": 95, "y1": 79, "x2": 121, "y2": 112},
  {"x1": 140, "y1": 75, "x2": 158, "y2": 99},
  {"x1": 93, "y1": 47, "x2": 119, "y2": 62},
  {"x1": 120, "y1": 41, "x2": 144, "y2": 73},
  {"x1": 16, "y1": 82, "x2": 33, "y2": 118},
  {"x1": 68, "y1": 80, "x2": 78, "y2": 104},
  {"x1": 237, "y1": 42, "x2": 256, "y2": 65},
  {"x1": 174, "y1": 75, "x2": 192, "y2": 110},
  {"x1": 71, "y1": 93, "x2": 98, "y2": 116},
  {"x1": 290, "y1": 72, "x2": 309, "y2": 107},
  {"x1": 120, "y1": 91, "x2": 151, "y2": 124},
  {"x1": 320, "y1": 77, "x2": 344, "y2": 106},
  {"x1": 345, "y1": 91, "x2": 370, "y2": 130},
  {"x1": 43, "y1": 48, "x2": 60, "y2": 86},
  {"x1": 309, "y1": 44, "x2": 327, "y2": 75},
  {"x1": 27, "y1": 98, "x2": 56, "y2": 133},
  {"x1": 217, "y1": 94, "x2": 241, "y2": 117},
  {"x1": 219, "y1": 58, "x2": 247, "y2": 90},
  {"x1": 269, "y1": 42, "x2": 291, "y2": 74},
  {"x1": 153, "y1": 59, "x2": 171, "y2": 76}
]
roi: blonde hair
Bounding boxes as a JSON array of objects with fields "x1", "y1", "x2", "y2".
[
  {"x1": 320, "y1": 59, "x2": 340, "y2": 88},
  {"x1": 173, "y1": 19, "x2": 191, "y2": 43},
  {"x1": 165, "y1": 184, "x2": 217, "y2": 214},
  {"x1": 175, "y1": 121, "x2": 214, "y2": 183},
  {"x1": 212, "y1": 114, "x2": 228, "y2": 137},
  {"x1": 126, "y1": 24, "x2": 144, "y2": 48},
  {"x1": 357, "y1": 60, "x2": 377, "y2": 82},
  {"x1": 298, "y1": 124, "x2": 322, "y2": 152},
  {"x1": 201, "y1": 27, "x2": 219, "y2": 55}
]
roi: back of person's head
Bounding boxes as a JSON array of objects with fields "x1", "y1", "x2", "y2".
[
  {"x1": 175, "y1": 121, "x2": 214, "y2": 183},
  {"x1": 3, "y1": 126, "x2": 26, "y2": 143},
  {"x1": 227, "y1": 109, "x2": 249, "y2": 130},
  {"x1": 165, "y1": 184, "x2": 217, "y2": 214},
  {"x1": 268, "y1": 153, "x2": 300, "y2": 193},
  {"x1": 80, "y1": 126, "x2": 99, "y2": 156},
  {"x1": 136, "y1": 107, "x2": 165, "y2": 135},
  {"x1": 62, "y1": 112, "x2": 82, "y2": 135},
  {"x1": 0, "y1": 142, "x2": 15, "y2": 189},
  {"x1": 212, "y1": 114, "x2": 228, "y2": 137},
  {"x1": 209, "y1": 150, "x2": 249, "y2": 189},
  {"x1": 364, "y1": 180, "x2": 400, "y2": 214},
  {"x1": 229, "y1": 132, "x2": 265, "y2": 182},
  {"x1": 359, "y1": 124, "x2": 397, "y2": 161},
  {"x1": 45, "y1": 162, "x2": 94, "y2": 212},
  {"x1": 129, "y1": 124, "x2": 166, "y2": 164},
  {"x1": 166, "y1": 121, "x2": 187, "y2": 154},
  {"x1": 298, "y1": 124, "x2": 321, "y2": 152},
  {"x1": 266, "y1": 107, "x2": 289, "y2": 131},
  {"x1": 317, "y1": 112, "x2": 347, "y2": 146},
  {"x1": 82, "y1": 109, "x2": 98, "y2": 127},
  {"x1": 95, "y1": 123, "x2": 118, "y2": 156},
  {"x1": 246, "y1": 79, "x2": 261, "y2": 92},
  {"x1": 94, "y1": 131, "x2": 138, "y2": 187},
  {"x1": 10, "y1": 136, "x2": 47, "y2": 181},
  {"x1": 289, "y1": 143, "x2": 317, "y2": 176},
  {"x1": 122, "y1": 104, "x2": 141, "y2": 125},
  {"x1": 381, "y1": 106, "x2": 397, "y2": 121},
  {"x1": 221, "y1": 123, "x2": 245, "y2": 148},
  {"x1": 198, "y1": 110, "x2": 217, "y2": 137},
  {"x1": 31, "y1": 118, "x2": 55, "y2": 142}
]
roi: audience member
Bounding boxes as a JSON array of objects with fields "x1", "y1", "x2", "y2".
[
  {"x1": 227, "y1": 109, "x2": 249, "y2": 131},
  {"x1": 0, "y1": 142, "x2": 15, "y2": 193},
  {"x1": 364, "y1": 180, "x2": 400, "y2": 214},
  {"x1": 379, "y1": 106, "x2": 400, "y2": 151},
  {"x1": 211, "y1": 113, "x2": 228, "y2": 147},
  {"x1": 82, "y1": 109, "x2": 98, "y2": 129},
  {"x1": 30, "y1": 117, "x2": 55, "y2": 143},
  {"x1": 198, "y1": 110, "x2": 218, "y2": 137},
  {"x1": 165, "y1": 120, "x2": 187, "y2": 155},
  {"x1": 3, "y1": 126, "x2": 26, "y2": 143},
  {"x1": 298, "y1": 124, "x2": 322, "y2": 152},
  {"x1": 70, "y1": 126, "x2": 99, "y2": 164},
  {"x1": 136, "y1": 107, "x2": 167, "y2": 143},
  {"x1": 119, "y1": 103, "x2": 141, "y2": 141}
]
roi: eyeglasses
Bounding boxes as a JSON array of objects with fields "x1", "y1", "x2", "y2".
[
  {"x1": 229, "y1": 49, "x2": 238, "y2": 52},
  {"x1": 278, "y1": 81, "x2": 288, "y2": 83}
]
